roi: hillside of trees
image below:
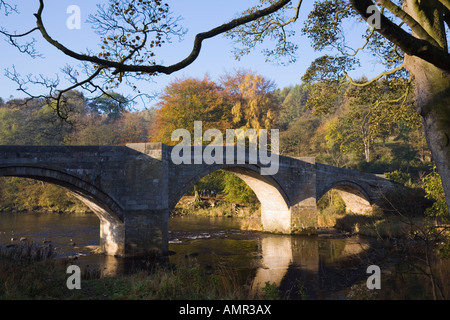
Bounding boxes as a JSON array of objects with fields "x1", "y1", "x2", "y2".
[{"x1": 0, "y1": 70, "x2": 445, "y2": 220}]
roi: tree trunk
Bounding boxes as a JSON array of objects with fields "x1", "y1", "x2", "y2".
[
  {"x1": 402, "y1": 0, "x2": 450, "y2": 216},
  {"x1": 405, "y1": 55, "x2": 450, "y2": 216},
  {"x1": 364, "y1": 138, "x2": 370, "y2": 163},
  {"x1": 362, "y1": 124, "x2": 370, "y2": 162}
]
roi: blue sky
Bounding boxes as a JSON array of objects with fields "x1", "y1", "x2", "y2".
[{"x1": 0, "y1": 1, "x2": 385, "y2": 108}]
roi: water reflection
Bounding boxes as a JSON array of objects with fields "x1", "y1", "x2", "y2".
[
  {"x1": 75, "y1": 254, "x2": 124, "y2": 277},
  {"x1": 251, "y1": 235, "x2": 315, "y2": 293},
  {"x1": 250, "y1": 233, "x2": 373, "y2": 298}
]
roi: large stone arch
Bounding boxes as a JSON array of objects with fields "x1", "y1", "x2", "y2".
[
  {"x1": 318, "y1": 180, "x2": 373, "y2": 214},
  {"x1": 169, "y1": 164, "x2": 293, "y2": 233},
  {"x1": 0, "y1": 166, "x2": 125, "y2": 255}
]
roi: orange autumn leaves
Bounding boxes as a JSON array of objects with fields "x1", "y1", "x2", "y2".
[{"x1": 151, "y1": 71, "x2": 278, "y2": 144}]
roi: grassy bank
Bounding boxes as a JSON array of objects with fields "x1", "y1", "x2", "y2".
[
  {"x1": 0, "y1": 244, "x2": 278, "y2": 300},
  {"x1": 318, "y1": 209, "x2": 427, "y2": 238},
  {"x1": 172, "y1": 196, "x2": 263, "y2": 231},
  {"x1": 173, "y1": 196, "x2": 260, "y2": 219}
]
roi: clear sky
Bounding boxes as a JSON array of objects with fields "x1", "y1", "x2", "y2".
[{"x1": 0, "y1": 0, "x2": 385, "y2": 108}]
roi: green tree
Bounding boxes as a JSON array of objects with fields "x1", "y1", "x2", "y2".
[
  {"x1": 221, "y1": 172, "x2": 258, "y2": 204},
  {"x1": 423, "y1": 168, "x2": 449, "y2": 222},
  {"x1": 88, "y1": 91, "x2": 133, "y2": 119},
  {"x1": 276, "y1": 84, "x2": 310, "y2": 130},
  {"x1": 0, "y1": 98, "x2": 69, "y2": 145},
  {"x1": 66, "y1": 115, "x2": 121, "y2": 146},
  {"x1": 279, "y1": 118, "x2": 320, "y2": 157}
]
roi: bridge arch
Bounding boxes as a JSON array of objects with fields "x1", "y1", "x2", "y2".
[
  {"x1": 318, "y1": 180, "x2": 373, "y2": 214},
  {"x1": 170, "y1": 164, "x2": 292, "y2": 233},
  {"x1": 0, "y1": 166, "x2": 125, "y2": 255}
]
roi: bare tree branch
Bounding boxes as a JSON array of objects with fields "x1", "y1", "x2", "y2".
[
  {"x1": 0, "y1": 0, "x2": 16, "y2": 15},
  {"x1": 1, "y1": 0, "x2": 291, "y2": 120},
  {"x1": 33, "y1": 0, "x2": 292, "y2": 76},
  {"x1": 443, "y1": 5, "x2": 450, "y2": 29},
  {"x1": 276, "y1": 0, "x2": 304, "y2": 28},
  {"x1": 0, "y1": 27, "x2": 41, "y2": 57}
]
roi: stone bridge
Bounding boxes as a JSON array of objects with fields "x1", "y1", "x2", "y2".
[{"x1": 0, "y1": 143, "x2": 394, "y2": 257}]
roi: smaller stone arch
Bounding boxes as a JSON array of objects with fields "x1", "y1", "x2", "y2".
[{"x1": 318, "y1": 180, "x2": 373, "y2": 214}]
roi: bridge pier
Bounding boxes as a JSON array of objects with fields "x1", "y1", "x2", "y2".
[
  {"x1": 98, "y1": 210, "x2": 170, "y2": 258},
  {"x1": 122, "y1": 209, "x2": 170, "y2": 257},
  {"x1": 260, "y1": 206, "x2": 292, "y2": 234},
  {"x1": 260, "y1": 203, "x2": 318, "y2": 235},
  {"x1": 290, "y1": 203, "x2": 318, "y2": 235},
  {"x1": 99, "y1": 217, "x2": 124, "y2": 256}
]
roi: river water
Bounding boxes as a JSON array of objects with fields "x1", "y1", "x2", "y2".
[{"x1": 0, "y1": 212, "x2": 449, "y2": 299}]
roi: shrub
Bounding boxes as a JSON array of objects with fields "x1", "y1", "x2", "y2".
[
  {"x1": 423, "y1": 169, "x2": 449, "y2": 223},
  {"x1": 385, "y1": 170, "x2": 412, "y2": 186}
]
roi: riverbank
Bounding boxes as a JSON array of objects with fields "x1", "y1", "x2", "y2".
[
  {"x1": 173, "y1": 196, "x2": 263, "y2": 231},
  {"x1": 0, "y1": 248, "x2": 264, "y2": 300}
]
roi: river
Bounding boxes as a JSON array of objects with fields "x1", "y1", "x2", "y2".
[{"x1": 0, "y1": 212, "x2": 449, "y2": 299}]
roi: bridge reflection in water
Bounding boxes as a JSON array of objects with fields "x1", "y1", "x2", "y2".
[
  {"x1": 75, "y1": 229, "x2": 371, "y2": 297},
  {"x1": 250, "y1": 233, "x2": 370, "y2": 298},
  {"x1": 251, "y1": 236, "x2": 299, "y2": 294}
]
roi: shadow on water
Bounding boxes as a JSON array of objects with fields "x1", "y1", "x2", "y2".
[{"x1": 1, "y1": 213, "x2": 449, "y2": 299}]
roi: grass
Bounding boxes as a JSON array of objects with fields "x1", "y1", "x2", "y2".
[
  {"x1": 317, "y1": 204, "x2": 444, "y2": 241},
  {"x1": 173, "y1": 196, "x2": 260, "y2": 219},
  {"x1": 0, "y1": 244, "x2": 278, "y2": 300}
]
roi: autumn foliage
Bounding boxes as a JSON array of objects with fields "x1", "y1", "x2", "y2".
[{"x1": 151, "y1": 70, "x2": 279, "y2": 144}]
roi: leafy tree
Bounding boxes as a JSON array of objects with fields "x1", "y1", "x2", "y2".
[
  {"x1": 116, "y1": 110, "x2": 154, "y2": 144},
  {"x1": 151, "y1": 76, "x2": 233, "y2": 144},
  {"x1": 385, "y1": 170, "x2": 412, "y2": 185},
  {"x1": 221, "y1": 71, "x2": 279, "y2": 132},
  {"x1": 152, "y1": 73, "x2": 261, "y2": 204},
  {"x1": 221, "y1": 172, "x2": 258, "y2": 204},
  {"x1": 0, "y1": 98, "x2": 69, "y2": 145},
  {"x1": 88, "y1": 92, "x2": 134, "y2": 119},
  {"x1": 276, "y1": 84, "x2": 310, "y2": 130},
  {"x1": 423, "y1": 168, "x2": 449, "y2": 222},
  {"x1": 279, "y1": 118, "x2": 320, "y2": 157},
  {"x1": 66, "y1": 115, "x2": 122, "y2": 146}
]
